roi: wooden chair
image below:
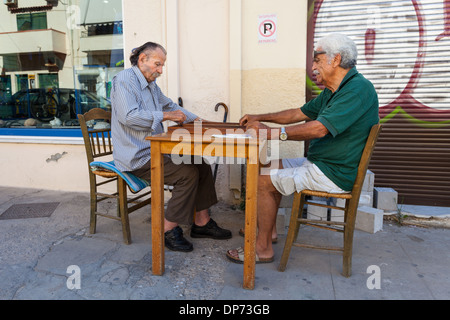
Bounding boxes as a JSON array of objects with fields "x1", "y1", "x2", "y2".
[
  {"x1": 78, "y1": 108, "x2": 151, "y2": 244},
  {"x1": 278, "y1": 124, "x2": 382, "y2": 277}
]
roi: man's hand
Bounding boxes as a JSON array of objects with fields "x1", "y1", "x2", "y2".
[
  {"x1": 239, "y1": 114, "x2": 261, "y2": 126},
  {"x1": 163, "y1": 110, "x2": 187, "y2": 124},
  {"x1": 241, "y1": 115, "x2": 276, "y2": 139},
  {"x1": 245, "y1": 121, "x2": 277, "y2": 139}
]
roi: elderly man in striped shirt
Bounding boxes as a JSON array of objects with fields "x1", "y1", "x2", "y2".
[{"x1": 110, "y1": 42, "x2": 231, "y2": 252}]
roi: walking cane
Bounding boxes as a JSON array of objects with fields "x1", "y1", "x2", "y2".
[{"x1": 213, "y1": 102, "x2": 229, "y2": 183}]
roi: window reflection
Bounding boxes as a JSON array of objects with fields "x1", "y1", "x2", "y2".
[{"x1": 0, "y1": 0, "x2": 123, "y2": 131}]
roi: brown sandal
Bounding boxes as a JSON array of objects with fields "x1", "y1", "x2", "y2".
[{"x1": 226, "y1": 247, "x2": 274, "y2": 264}]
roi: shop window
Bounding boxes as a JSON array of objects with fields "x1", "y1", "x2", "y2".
[
  {"x1": 0, "y1": 1, "x2": 123, "y2": 137},
  {"x1": 38, "y1": 74, "x2": 59, "y2": 89},
  {"x1": 16, "y1": 74, "x2": 29, "y2": 91}
]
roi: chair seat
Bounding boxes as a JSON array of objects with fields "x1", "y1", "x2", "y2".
[
  {"x1": 92, "y1": 168, "x2": 119, "y2": 178},
  {"x1": 90, "y1": 160, "x2": 150, "y2": 193},
  {"x1": 300, "y1": 189, "x2": 352, "y2": 199}
]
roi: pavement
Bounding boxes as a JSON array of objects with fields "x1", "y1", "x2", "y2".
[{"x1": 0, "y1": 186, "x2": 449, "y2": 303}]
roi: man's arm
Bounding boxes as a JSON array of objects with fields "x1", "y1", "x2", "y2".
[
  {"x1": 246, "y1": 119, "x2": 328, "y2": 141},
  {"x1": 283, "y1": 120, "x2": 328, "y2": 140},
  {"x1": 155, "y1": 85, "x2": 198, "y2": 123},
  {"x1": 240, "y1": 108, "x2": 310, "y2": 126}
]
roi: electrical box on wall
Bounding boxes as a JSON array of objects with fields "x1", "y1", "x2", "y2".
[{"x1": 4, "y1": 0, "x2": 18, "y2": 6}]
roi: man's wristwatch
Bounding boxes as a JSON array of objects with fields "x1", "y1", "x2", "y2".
[{"x1": 279, "y1": 127, "x2": 288, "y2": 141}]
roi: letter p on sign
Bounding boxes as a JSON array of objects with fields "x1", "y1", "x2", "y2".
[{"x1": 258, "y1": 14, "x2": 277, "y2": 43}]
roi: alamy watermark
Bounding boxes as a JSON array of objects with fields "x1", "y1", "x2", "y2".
[
  {"x1": 65, "y1": 263, "x2": 382, "y2": 291},
  {"x1": 66, "y1": 265, "x2": 81, "y2": 290},
  {"x1": 168, "y1": 123, "x2": 280, "y2": 175},
  {"x1": 366, "y1": 265, "x2": 381, "y2": 290},
  {"x1": 66, "y1": 5, "x2": 81, "y2": 30}
]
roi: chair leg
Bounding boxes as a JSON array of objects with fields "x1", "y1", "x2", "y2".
[
  {"x1": 116, "y1": 179, "x2": 121, "y2": 218},
  {"x1": 90, "y1": 194, "x2": 97, "y2": 234},
  {"x1": 278, "y1": 192, "x2": 303, "y2": 272},
  {"x1": 89, "y1": 175, "x2": 97, "y2": 235},
  {"x1": 342, "y1": 201, "x2": 357, "y2": 277},
  {"x1": 118, "y1": 178, "x2": 132, "y2": 245}
]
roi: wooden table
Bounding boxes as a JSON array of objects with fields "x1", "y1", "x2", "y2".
[{"x1": 146, "y1": 122, "x2": 261, "y2": 289}]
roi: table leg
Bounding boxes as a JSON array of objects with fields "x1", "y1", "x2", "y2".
[
  {"x1": 151, "y1": 141, "x2": 165, "y2": 275},
  {"x1": 243, "y1": 146, "x2": 259, "y2": 290}
]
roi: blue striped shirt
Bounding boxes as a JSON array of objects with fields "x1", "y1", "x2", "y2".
[{"x1": 111, "y1": 65, "x2": 198, "y2": 171}]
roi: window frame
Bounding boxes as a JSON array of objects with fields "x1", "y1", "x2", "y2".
[{"x1": 16, "y1": 12, "x2": 48, "y2": 31}]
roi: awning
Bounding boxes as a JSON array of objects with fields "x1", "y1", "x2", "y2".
[{"x1": 80, "y1": 0, "x2": 122, "y2": 25}]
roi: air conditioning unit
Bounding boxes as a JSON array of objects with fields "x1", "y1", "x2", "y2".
[
  {"x1": 4, "y1": 0, "x2": 18, "y2": 6},
  {"x1": 46, "y1": 0, "x2": 58, "y2": 6}
]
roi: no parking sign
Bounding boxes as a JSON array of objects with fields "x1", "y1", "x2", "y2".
[{"x1": 258, "y1": 14, "x2": 277, "y2": 43}]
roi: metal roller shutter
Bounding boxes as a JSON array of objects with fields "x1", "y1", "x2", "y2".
[{"x1": 307, "y1": 0, "x2": 450, "y2": 206}]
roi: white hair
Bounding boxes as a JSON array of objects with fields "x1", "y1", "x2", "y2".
[{"x1": 316, "y1": 33, "x2": 357, "y2": 69}]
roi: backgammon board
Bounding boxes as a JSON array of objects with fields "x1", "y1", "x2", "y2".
[{"x1": 167, "y1": 121, "x2": 246, "y2": 135}]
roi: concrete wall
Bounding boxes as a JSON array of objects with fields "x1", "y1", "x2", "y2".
[
  {"x1": 0, "y1": 140, "x2": 90, "y2": 192},
  {"x1": 240, "y1": 0, "x2": 307, "y2": 160}
]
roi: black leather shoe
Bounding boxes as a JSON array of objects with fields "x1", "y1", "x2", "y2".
[
  {"x1": 165, "y1": 226, "x2": 193, "y2": 252},
  {"x1": 190, "y1": 218, "x2": 232, "y2": 240}
]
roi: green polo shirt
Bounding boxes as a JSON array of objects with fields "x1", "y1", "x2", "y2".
[{"x1": 300, "y1": 67, "x2": 379, "y2": 191}]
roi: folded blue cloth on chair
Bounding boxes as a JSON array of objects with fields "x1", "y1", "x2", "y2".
[{"x1": 90, "y1": 160, "x2": 150, "y2": 193}]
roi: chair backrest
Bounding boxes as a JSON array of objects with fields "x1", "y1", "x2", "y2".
[
  {"x1": 77, "y1": 108, "x2": 113, "y2": 164},
  {"x1": 350, "y1": 124, "x2": 382, "y2": 199}
]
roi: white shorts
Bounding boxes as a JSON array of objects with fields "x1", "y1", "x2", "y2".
[{"x1": 270, "y1": 157, "x2": 348, "y2": 196}]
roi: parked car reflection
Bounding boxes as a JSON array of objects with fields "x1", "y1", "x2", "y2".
[{"x1": 0, "y1": 88, "x2": 111, "y2": 122}]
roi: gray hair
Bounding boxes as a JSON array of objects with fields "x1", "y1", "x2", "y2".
[
  {"x1": 316, "y1": 33, "x2": 357, "y2": 69},
  {"x1": 130, "y1": 42, "x2": 167, "y2": 66}
]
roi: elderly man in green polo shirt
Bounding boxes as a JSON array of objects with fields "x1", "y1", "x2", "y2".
[{"x1": 226, "y1": 33, "x2": 379, "y2": 264}]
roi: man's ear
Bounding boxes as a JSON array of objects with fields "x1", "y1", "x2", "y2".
[
  {"x1": 332, "y1": 53, "x2": 342, "y2": 68},
  {"x1": 138, "y1": 52, "x2": 148, "y2": 65}
]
